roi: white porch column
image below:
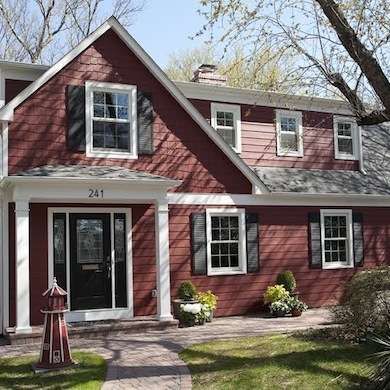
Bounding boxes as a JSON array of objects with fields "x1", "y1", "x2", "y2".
[
  {"x1": 15, "y1": 199, "x2": 31, "y2": 333},
  {"x1": 155, "y1": 198, "x2": 173, "y2": 321}
]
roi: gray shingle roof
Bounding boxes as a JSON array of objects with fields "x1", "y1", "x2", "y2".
[
  {"x1": 12, "y1": 165, "x2": 178, "y2": 182},
  {"x1": 255, "y1": 125, "x2": 390, "y2": 195}
]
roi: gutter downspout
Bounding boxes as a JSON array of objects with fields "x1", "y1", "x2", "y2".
[{"x1": 358, "y1": 126, "x2": 367, "y2": 174}]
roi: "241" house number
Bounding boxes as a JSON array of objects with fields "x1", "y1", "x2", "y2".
[{"x1": 88, "y1": 189, "x2": 104, "y2": 198}]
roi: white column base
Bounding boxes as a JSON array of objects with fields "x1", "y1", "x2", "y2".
[
  {"x1": 156, "y1": 314, "x2": 174, "y2": 322},
  {"x1": 15, "y1": 326, "x2": 32, "y2": 334}
]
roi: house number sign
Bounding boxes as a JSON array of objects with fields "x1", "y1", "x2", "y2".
[{"x1": 88, "y1": 189, "x2": 104, "y2": 198}]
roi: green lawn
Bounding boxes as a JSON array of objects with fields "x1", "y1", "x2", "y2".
[
  {"x1": 0, "y1": 351, "x2": 106, "y2": 389},
  {"x1": 180, "y1": 333, "x2": 378, "y2": 390}
]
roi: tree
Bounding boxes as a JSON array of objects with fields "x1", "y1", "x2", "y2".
[
  {"x1": 0, "y1": 0, "x2": 145, "y2": 64},
  {"x1": 198, "y1": 0, "x2": 390, "y2": 125},
  {"x1": 165, "y1": 45, "x2": 295, "y2": 92}
]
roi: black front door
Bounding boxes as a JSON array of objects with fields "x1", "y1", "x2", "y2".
[{"x1": 69, "y1": 213, "x2": 112, "y2": 311}]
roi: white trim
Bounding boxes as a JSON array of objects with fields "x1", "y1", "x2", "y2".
[
  {"x1": 176, "y1": 81, "x2": 354, "y2": 116},
  {"x1": 320, "y1": 209, "x2": 354, "y2": 269},
  {"x1": 47, "y1": 207, "x2": 133, "y2": 323},
  {"x1": 275, "y1": 109, "x2": 304, "y2": 157},
  {"x1": 15, "y1": 199, "x2": 32, "y2": 333},
  {"x1": 210, "y1": 103, "x2": 242, "y2": 153},
  {"x1": 1, "y1": 190, "x2": 9, "y2": 332},
  {"x1": 166, "y1": 192, "x2": 390, "y2": 207},
  {"x1": 85, "y1": 80, "x2": 138, "y2": 159},
  {"x1": 1, "y1": 121, "x2": 8, "y2": 177},
  {"x1": 0, "y1": 17, "x2": 266, "y2": 194},
  {"x1": 206, "y1": 208, "x2": 247, "y2": 276},
  {"x1": 333, "y1": 116, "x2": 359, "y2": 161}
]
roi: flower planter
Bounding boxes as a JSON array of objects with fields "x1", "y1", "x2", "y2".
[
  {"x1": 172, "y1": 298, "x2": 198, "y2": 320},
  {"x1": 272, "y1": 310, "x2": 287, "y2": 317},
  {"x1": 206, "y1": 310, "x2": 214, "y2": 322},
  {"x1": 291, "y1": 309, "x2": 302, "y2": 317}
]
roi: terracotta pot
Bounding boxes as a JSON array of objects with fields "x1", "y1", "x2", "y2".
[{"x1": 291, "y1": 309, "x2": 302, "y2": 317}]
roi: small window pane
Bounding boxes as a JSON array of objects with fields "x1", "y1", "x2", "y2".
[
  {"x1": 114, "y1": 214, "x2": 127, "y2": 308},
  {"x1": 92, "y1": 121, "x2": 130, "y2": 152},
  {"x1": 53, "y1": 213, "x2": 67, "y2": 290},
  {"x1": 280, "y1": 133, "x2": 298, "y2": 151},
  {"x1": 338, "y1": 138, "x2": 353, "y2": 154}
]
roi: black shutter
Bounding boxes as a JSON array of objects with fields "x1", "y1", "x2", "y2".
[
  {"x1": 309, "y1": 212, "x2": 322, "y2": 268},
  {"x1": 246, "y1": 213, "x2": 260, "y2": 273},
  {"x1": 191, "y1": 213, "x2": 207, "y2": 275},
  {"x1": 67, "y1": 85, "x2": 86, "y2": 151},
  {"x1": 137, "y1": 91, "x2": 154, "y2": 154},
  {"x1": 353, "y1": 212, "x2": 364, "y2": 267}
]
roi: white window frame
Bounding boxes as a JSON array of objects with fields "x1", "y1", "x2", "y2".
[
  {"x1": 206, "y1": 208, "x2": 247, "y2": 276},
  {"x1": 85, "y1": 80, "x2": 138, "y2": 159},
  {"x1": 333, "y1": 116, "x2": 359, "y2": 160},
  {"x1": 275, "y1": 109, "x2": 304, "y2": 157},
  {"x1": 210, "y1": 103, "x2": 242, "y2": 153},
  {"x1": 320, "y1": 209, "x2": 354, "y2": 270}
]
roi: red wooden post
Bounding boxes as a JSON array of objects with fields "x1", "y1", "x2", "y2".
[{"x1": 35, "y1": 278, "x2": 74, "y2": 371}]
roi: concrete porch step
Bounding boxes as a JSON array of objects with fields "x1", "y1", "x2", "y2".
[{"x1": 5, "y1": 317, "x2": 179, "y2": 345}]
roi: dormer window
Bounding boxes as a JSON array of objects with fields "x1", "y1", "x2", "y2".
[
  {"x1": 334, "y1": 116, "x2": 359, "y2": 160},
  {"x1": 211, "y1": 103, "x2": 241, "y2": 153},
  {"x1": 275, "y1": 110, "x2": 303, "y2": 157},
  {"x1": 86, "y1": 81, "x2": 137, "y2": 159}
]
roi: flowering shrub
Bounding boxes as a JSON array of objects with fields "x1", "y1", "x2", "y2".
[
  {"x1": 270, "y1": 300, "x2": 290, "y2": 315},
  {"x1": 179, "y1": 303, "x2": 208, "y2": 326},
  {"x1": 264, "y1": 285, "x2": 290, "y2": 304},
  {"x1": 181, "y1": 303, "x2": 202, "y2": 314},
  {"x1": 197, "y1": 291, "x2": 218, "y2": 311},
  {"x1": 287, "y1": 297, "x2": 308, "y2": 312}
]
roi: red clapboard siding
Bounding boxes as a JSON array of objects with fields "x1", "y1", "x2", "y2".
[
  {"x1": 169, "y1": 205, "x2": 390, "y2": 316},
  {"x1": 190, "y1": 99, "x2": 359, "y2": 171},
  {"x1": 5, "y1": 79, "x2": 33, "y2": 103},
  {"x1": 7, "y1": 29, "x2": 252, "y2": 195}
]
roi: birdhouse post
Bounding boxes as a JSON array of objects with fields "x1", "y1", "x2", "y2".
[{"x1": 34, "y1": 278, "x2": 74, "y2": 371}]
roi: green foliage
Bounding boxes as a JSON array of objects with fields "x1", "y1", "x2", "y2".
[
  {"x1": 270, "y1": 300, "x2": 290, "y2": 315},
  {"x1": 332, "y1": 266, "x2": 390, "y2": 342},
  {"x1": 370, "y1": 334, "x2": 390, "y2": 389},
  {"x1": 263, "y1": 284, "x2": 290, "y2": 304},
  {"x1": 276, "y1": 271, "x2": 297, "y2": 293},
  {"x1": 165, "y1": 45, "x2": 290, "y2": 91},
  {"x1": 178, "y1": 281, "x2": 197, "y2": 301},
  {"x1": 0, "y1": 351, "x2": 106, "y2": 389},
  {"x1": 197, "y1": 290, "x2": 218, "y2": 310}
]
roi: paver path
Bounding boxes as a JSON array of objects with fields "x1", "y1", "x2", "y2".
[{"x1": 0, "y1": 308, "x2": 333, "y2": 389}]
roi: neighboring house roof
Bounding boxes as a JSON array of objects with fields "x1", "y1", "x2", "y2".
[
  {"x1": 9, "y1": 164, "x2": 181, "y2": 186},
  {"x1": 255, "y1": 125, "x2": 390, "y2": 196},
  {"x1": 176, "y1": 81, "x2": 354, "y2": 116},
  {"x1": 0, "y1": 17, "x2": 267, "y2": 194}
]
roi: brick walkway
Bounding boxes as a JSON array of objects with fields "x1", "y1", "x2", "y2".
[{"x1": 0, "y1": 308, "x2": 333, "y2": 389}]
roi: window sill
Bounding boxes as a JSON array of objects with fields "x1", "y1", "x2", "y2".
[
  {"x1": 277, "y1": 152, "x2": 304, "y2": 158},
  {"x1": 86, "y1": 150, "x2": 138, "y2": 160},
  {"x1": 335, "y1": 154, "x2": 358, "y2": 161},
  {"x1": 322, "y1": 263, "x2": 354, "y2": 270},
  {"x1": 207, "y1": 270, "x2": 247, "y2": 276}
]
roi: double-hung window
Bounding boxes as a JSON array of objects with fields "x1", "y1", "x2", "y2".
[
  {"x1": 206, "y1": 209, "x2": 246, "y2": 275},
  {"x1": 210, "y1": 103, "x2": 241, "y2": 153},
  {"x1": 86, "y1": 81, "x2": 137, "y2": 159},
  {"x1": 320, "y1": 210, "x2": 353, "y2": 269},
  {"x1": 275, "y1": 110, "x2": 303, "y2": 157},
  {"x1": 334, "y1": 116, "x2": 359, "y2": 160}
]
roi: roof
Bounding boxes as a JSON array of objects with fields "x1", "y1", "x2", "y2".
[
  {"x1": 176, "y1": 81, "x2": 353, "y2": 116},
  {"x1": 0, "y1": 17, "x2": 267, "y2": 194},
  {"x1": 10, "y1": 164, "x2": 181, "y2": 184},
  {"x1": 255, "y1": 124, "x2": 390, "y2": 196},
  {"x1": 0, "y1": 59, "x2": 49, "y2": 72}
]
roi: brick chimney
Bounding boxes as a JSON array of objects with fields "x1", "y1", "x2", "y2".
[{"x1": 191, "y1": 64, "x2": 227, "y2": 86}]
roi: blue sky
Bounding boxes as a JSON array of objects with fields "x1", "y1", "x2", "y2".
[{"x1": 130, "y1": 0, "x2": 206, "y2": 67}]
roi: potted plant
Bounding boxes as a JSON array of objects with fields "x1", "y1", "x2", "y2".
[
  {"x1": 276, "y1": 271, "x2": 298, "y2": 297},
  {"x1": 287, "y1": 296, "x2": 308, "y2": 317},
  {"x1": 197, "y1": 290, "x2": 218, "y2": 322},
  {"x1": 270, "y1": 300, "x2": 290, "y2": 317},
  {"x1": 173, "y1": 281, "x2": 198, "y2": 319}
]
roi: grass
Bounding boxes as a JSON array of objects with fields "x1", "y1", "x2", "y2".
[
  {"x1": 180, "y1": 333, "x2": 378, "y2": 390},
  {"x1": 0, "y1": 351, "x2": 106, "y2": 389}
]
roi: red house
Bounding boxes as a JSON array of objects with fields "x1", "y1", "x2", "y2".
[{"x1": 0, "y1": 17, "x2": 389, "y2": 335}]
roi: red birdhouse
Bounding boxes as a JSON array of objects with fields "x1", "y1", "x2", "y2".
[{"x1": 35, "y1": 278, "x2": 74, "y2": 371}]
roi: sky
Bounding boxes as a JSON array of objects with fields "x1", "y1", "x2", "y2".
[{"x1": 129, "y1": 0, "x2": 207, "y2": 68}]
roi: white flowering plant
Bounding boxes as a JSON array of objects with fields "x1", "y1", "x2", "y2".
[
  {"x1": 270, "y1": 300, "x2": 290, "y2": 316},
  {"x1": 179, "y1": 303, "x2": 208, "y2": 326}
]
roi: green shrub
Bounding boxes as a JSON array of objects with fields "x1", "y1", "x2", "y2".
[
  {"x1": 264, "y1": 285, "x2": 290, "y2": 304},
  {"x1": 332, "y1": 266, "x2": 390, "y2": 342},
  {"x1": 178, "y1": 281, "x2": 197, "y2": 301},
  {"x1": 276, "y1": 271, "x2": 296, "y2": 293},
  {"x1": 197, "y1": 290, "x2": 218, "y2": 310},
  {"x1": 370, "y1": 334, "x2": 390, "y2": 389}
]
